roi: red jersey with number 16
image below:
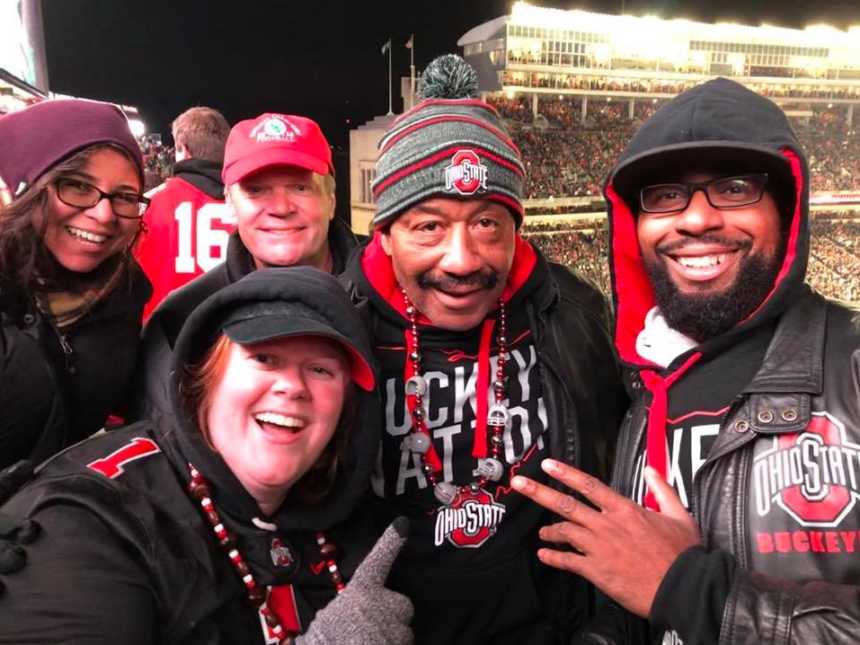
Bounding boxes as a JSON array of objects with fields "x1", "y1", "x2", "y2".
[{"x1": 135, "y1": 176, "x2": 235, "y2": 321}]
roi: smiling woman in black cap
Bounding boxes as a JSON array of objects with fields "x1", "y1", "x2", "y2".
[
  {"x1": 0, "y1": 99, "x2": 153, "y2": 468},
  {"x1": 0, "y1": 267, "x2": 413, "y2": 644}
]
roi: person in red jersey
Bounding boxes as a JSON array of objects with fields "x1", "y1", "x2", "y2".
[{"x1": 134, "y1": 106, "x2": 233, "y2": 320}]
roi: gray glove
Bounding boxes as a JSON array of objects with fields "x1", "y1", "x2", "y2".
[{"x1": 297, "y1": 517, "x2": 413, "y2": 645}]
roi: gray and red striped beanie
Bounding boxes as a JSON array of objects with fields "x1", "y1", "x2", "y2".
[{"x1": 371, "y1": 55, "x2": 525, "y2": 229}]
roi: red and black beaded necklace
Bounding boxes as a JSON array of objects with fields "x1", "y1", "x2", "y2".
[
  {"x1": 186, "y1": 464, "x2": 344, "y2": 644},
  {"x1": 400, "y1": 289, "x2": 511, "y2": 506}
]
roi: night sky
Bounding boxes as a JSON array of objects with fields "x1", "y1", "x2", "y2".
[{"x1": 41, "y1": 0, "x2": 860, "y2": 148}]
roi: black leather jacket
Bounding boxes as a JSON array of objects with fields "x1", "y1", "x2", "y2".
[
  {"x1": 587, "y1": 78, "x2": 860, "y2": 644},
  {"x1": 584, "y1": 291, "x2": 860, "y2": 644}
]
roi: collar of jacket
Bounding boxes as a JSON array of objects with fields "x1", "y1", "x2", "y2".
[
  {"x1": 327, "y1": 217, "x2": 362, "y2": 275},
  {"x1": 224, "y1": 232, "x2": 257, "y2": 283},
  {"x1": 739, "y1": 289, "x2": 824, "y2": 436}
]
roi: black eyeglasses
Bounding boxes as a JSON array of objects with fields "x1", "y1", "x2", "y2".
[
  {"x1": 54, "y1": 178, "x2": 150, "y2": 219},
  {"x1": 640, "y1": 174, "x2": 769, "y2": 214}
]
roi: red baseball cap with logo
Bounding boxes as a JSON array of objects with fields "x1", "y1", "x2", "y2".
[{"x1": 221, "y1": 113, "x2": 333, "y2": 185}]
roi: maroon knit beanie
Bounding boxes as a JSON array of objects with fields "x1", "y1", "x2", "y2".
[{"x1": 0, "y1": 99, "x2": 144, "y2": 198}]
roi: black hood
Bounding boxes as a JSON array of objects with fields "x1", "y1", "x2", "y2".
[
  {"x1": 172, "y1": 158, "x2": 224, "y2": 200},
  {"x1": 167, "y1": 266, "x2": 381, "y2": 532},
  {"x1": 603, "y1": 77, "x2": 810, "y2": 368}
]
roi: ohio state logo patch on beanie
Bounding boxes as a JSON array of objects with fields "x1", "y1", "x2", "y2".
[
  {"x1": 753, "y1": 411, "x2": 860, "y2": 528},
  {"x1": 250, "y1": 115, "x2": 302, "y2": 143},
  {"x1": 444, "y1": 149, "x2": 488, "y2": 196}
]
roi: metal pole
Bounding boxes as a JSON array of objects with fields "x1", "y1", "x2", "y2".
[
  {"x1": 388, "y1": 42, "x2": 394, "y2": 115},
  {"x1": 410, "y1": 38, "x2": 416, "y2": 110}
]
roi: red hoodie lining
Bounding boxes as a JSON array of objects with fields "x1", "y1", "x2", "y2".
[
  {"x1": 605, "y1": 181, "x2": 657, "y2": 367},
  {"x1": 373, "y1": 145, "x2": 524, "y2": 197}
]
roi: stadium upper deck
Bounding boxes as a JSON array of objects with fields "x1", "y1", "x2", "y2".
[{"x1": 459, "y1": 2, "x2": 860, "y2": 106}]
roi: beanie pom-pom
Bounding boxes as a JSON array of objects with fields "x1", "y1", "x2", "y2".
[{"x1": 417, "y1": 54, "x2": 479, "y2": 100}]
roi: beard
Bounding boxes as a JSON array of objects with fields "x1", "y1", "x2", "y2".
[{"x1": 644, "y1": 241, "x2": 783, "y2": 343}]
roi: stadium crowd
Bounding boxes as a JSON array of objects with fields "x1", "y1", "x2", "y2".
[
  {"x1": 489, "y1": 97, "x2": 860, "y2": 198},
  {"x1": 500, "y1": 70, "x2": 860, "y2": 101},
  {"x1": 140, "y1": 140, "x2": 176, "y2": 190},
  {"x1": 522, "y1": 215, "x2": 860, "y2": 304}
]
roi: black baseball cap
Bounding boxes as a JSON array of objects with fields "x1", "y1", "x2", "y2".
[{"x1": 219, "y1": 300, "x2": 375, "y2": 391}]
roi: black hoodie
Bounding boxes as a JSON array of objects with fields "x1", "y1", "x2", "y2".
[
  {"x1": 343, "y1": 230, "x2": 624, "y2": 644},
  {"x1": 0, "y1": 267, "x2": 383, "y2": 643},
  {"x1": 604, "y1": 78, "x2": 811, "y2": 508},
  {"x1": 598, "y1": 78, "x2": 813, "y2": 643}
]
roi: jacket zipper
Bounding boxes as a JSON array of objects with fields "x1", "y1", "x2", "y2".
[
  {"x1": 46, "y1": 315, "x2": 76, "y2": 375},
  {"x1": 529, "y1": 301, "x2": 580, "y2": 468},
  {"x1": 689, "y1": 395, "x2": 750, "y2": 548}
]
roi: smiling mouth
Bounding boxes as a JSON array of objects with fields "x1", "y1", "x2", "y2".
[
  {"x1": 262, "y1": 227, "x2": 305, "y2": 235},
  {"x1": 664, "y1": 248, "x2": 742, "y2": 283},
  {"x1": 671, "y1": 253, "x2": 728, "y2": 269},
  {"x1": 66, "y1": 225, "x2": 109, "y2": 244},
  {"x1": 254, "y1": 412, "x2": 306, "y2": 433}
]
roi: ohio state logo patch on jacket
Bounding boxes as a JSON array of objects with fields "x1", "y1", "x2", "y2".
[{"x1": 750, "y1": 410, "x2": 860, "y2": 583}]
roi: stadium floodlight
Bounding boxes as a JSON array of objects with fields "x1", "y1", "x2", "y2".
[{"x1": 127, "y1": 118, "x2": 146, "y2": 138}]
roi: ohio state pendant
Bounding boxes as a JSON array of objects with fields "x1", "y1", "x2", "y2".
[
  {"x1": 269, "y1": 537, "x2": 296, "y2": 570},
  {"x1": 405, "y1": 375, "x2": 428, "y2": 397},
  {"x1": 401, "y1": 432, "x2": 430, "y2": 454},
  {"x1": 433, "y1": 487, "x2": 507, "y2": 548},
  {"x1": 433, "y1": 481, "x2": 459, "y2": 505},
  {"x1": 487, "y1": 403, "x2": 510, "y2": 428},
  {"x1": 472, "y1": 457, "x2": 504, "y2": 482}
]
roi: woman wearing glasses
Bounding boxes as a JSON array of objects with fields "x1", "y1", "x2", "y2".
[{"x1": 0, "y1": 99, "x2": 152, "y2": 467}]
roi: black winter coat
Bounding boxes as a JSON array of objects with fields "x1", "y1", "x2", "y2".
[
  {"x1": 0, "y1": 267, "x2": 383, "y2": 644},
  {"x1": 0, "y1": 264, "x2": 150, "y2": 468}
]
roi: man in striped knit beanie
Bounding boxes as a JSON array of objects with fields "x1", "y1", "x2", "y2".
[{"x1": 342, "y1": 54, "x2": 625, "y2": 644}]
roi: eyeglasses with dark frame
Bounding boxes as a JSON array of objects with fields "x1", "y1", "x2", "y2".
[
  {"x1": 639, "y1": 174, "x2": 770, "y2": 214},
  {"x1": 53, "y1": 178, "x2": 150, "y2": 219}
]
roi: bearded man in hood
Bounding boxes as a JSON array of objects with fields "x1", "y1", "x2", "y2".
[
  {"x1": 513, "y1": 78, "x2": 860, "y2": 644},
  {"x1": 341, "y1": 55, "x2": 625, "y2": 644}
]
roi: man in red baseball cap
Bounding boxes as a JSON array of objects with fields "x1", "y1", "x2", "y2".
[{"x1": 131, "y1": 113, "x2": 364, "y2": 427}]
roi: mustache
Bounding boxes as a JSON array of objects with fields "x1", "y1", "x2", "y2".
[
  {"x1": 656, "y1": 234, "x2": 752, "y2": 255},
  {"x1": 417, "y1": 269, "x2": 499, "y2": 291}
]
